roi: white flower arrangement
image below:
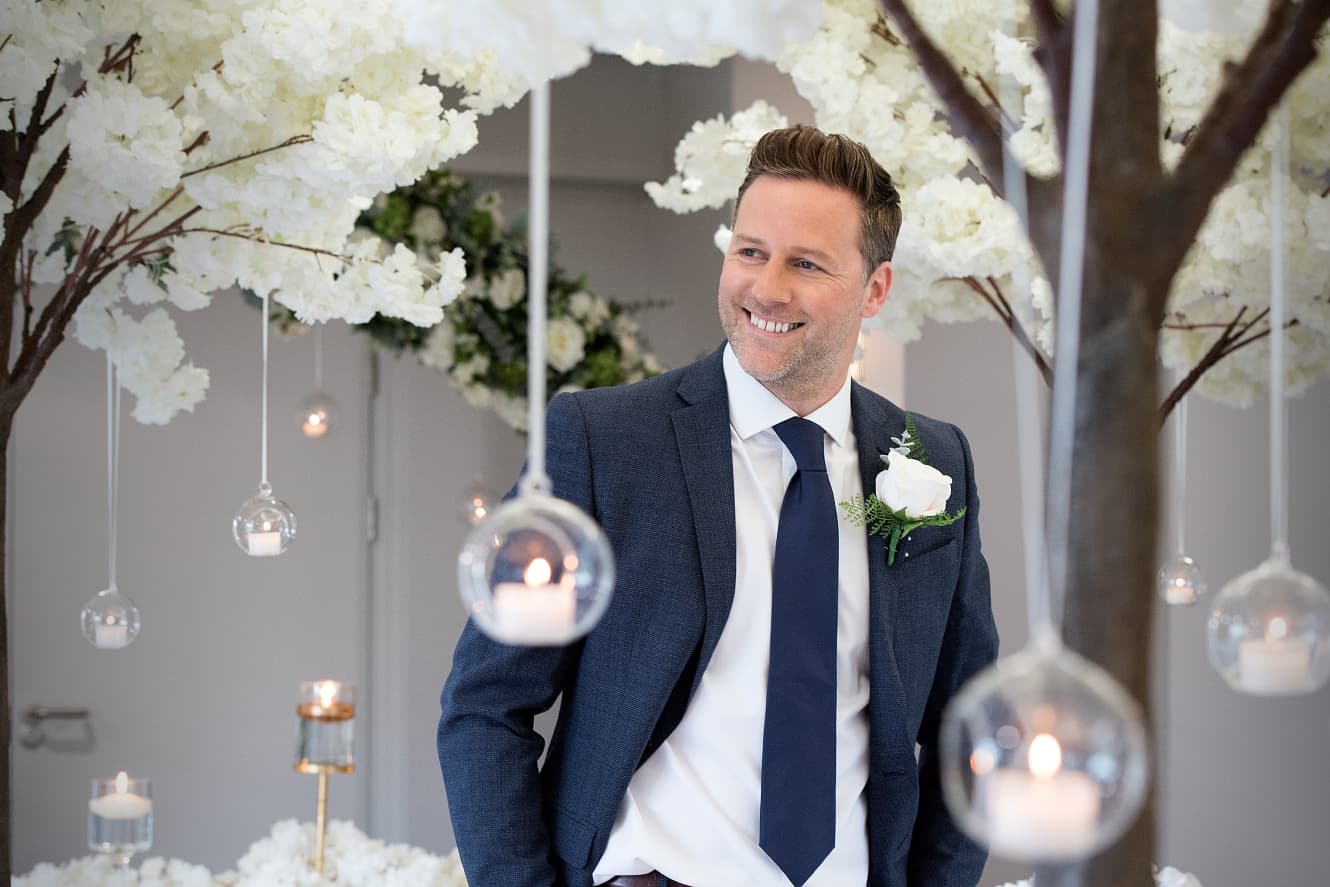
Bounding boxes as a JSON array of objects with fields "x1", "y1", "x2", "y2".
[
  {"x1": 998, "y1": 864, "x2": 1203, "y2": 887},
  {"x1": 645, "y1": 0, "x2": 1330, "y2": 408},
  {"x1": 3, "y1": 0, "x2": 525, "y2": 425},
  {"x1": 391, "y1": 0, "x2": 825, "y2": 87},
  {"x1": 16, "y1": 821, "x2": 468, "y2": 887},
  {"x1": 14, "y1": 855, "x2": 214, "y2": 887},
  {"x1": 216, "y1": 819, "x2": 466, "y2": 887}
]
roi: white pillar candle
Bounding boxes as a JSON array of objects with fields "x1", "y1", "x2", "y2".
[
  {"x1": 94, "y1": 623, "x2": 129, "y2": 649},
  {"x1": 247, "y1": 531, "x2": 282, "y2": 556},
  {"x1": 982, "y1": 768, "x2": 1101, "y2": 859},
  {"x1": 492, "y1": 582, "x2": 576, "y2": 645},
  {"x1": 1238, "y1": 636, "x2": 1312, "y2": 694}
]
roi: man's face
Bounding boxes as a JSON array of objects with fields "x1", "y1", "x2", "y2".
[{"x1": 718, "y1": 175, "x2": 891, "y2": 413}]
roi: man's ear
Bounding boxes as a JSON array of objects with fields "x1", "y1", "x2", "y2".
[{"x1": 860, "y1": 261, "x2": 892, "y2": 319}]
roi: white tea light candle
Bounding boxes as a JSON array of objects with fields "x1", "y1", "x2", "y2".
[
  {"x1": 491, "y1": 558, "x2": 576, "y2": 644},
  {"x1": 88, "y1": 772, "x2": 152, "y2": 819},
  {"x1": 94, "y1": 622, "x2": 130, "y2": 649},
  {"x1": 979, "y1": 734, "x2": 1100, "y2": 859},
  {"x1": 1238, "y1": 617, "x2": 1313, "y2": 694},
  {"x1": 247, "y1": 531, "x2": 282, "y2": 556}
]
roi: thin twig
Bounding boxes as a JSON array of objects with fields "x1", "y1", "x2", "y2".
[
  {"x1": 952, "y1": 274, "x2": 1054, "y2": 383},
  {"x1": 180, "y1": 135, "x2": 312, "y2": 179}
]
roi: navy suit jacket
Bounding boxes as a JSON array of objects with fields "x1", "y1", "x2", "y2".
[{"x1": 439, "y1": 345, "x2": 998, "y2": 887}]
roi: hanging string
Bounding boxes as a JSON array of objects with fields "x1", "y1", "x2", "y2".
[
  {"x1": 1268, "y1": 103, "x2": 1289, "y2": 562},
  {"x1": 1044, "y1": 0, "x2": 1101, "y2": 628},
  {"x1": 261, "y1": 290, "x2": 270, "y2": 486},
  {"x1": 314, "y1": 324, "x2": 324, "y2": 389},
  {"x1": 998, "y1": 45, "x2": 1053, "y2": 646},
  {"x1": 105, "y1": 350, "x2": 122, "y2": 591},
  {"x1": 521, "y1": 80, "x2": 552, "y2": 495},
  {"x1": 1173, "y1": 389, "x2": 1188, "y2": 556}
]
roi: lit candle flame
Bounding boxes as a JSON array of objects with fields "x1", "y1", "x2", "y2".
[
  {"x1": 1267, "y1": 617, "x2": 1289, "y2": 641},
  {"x1": 307, "y1": 412, "x2": 323, "y2": 427},
  {"x1": 318, "y1": 681, "x2": 338, "y2": 708},
  {"x1": 524, "y1": 557, "x2": 553, "y2": 587},
  {"x1": 261, "y1": 521, "x2": 272, "y2": 532},
  {"x1": 1028, "y1": 733, "x2": 1063, "y2": 779},
  {"x1": 115, "y1": 771, "x2": 129, "y2": 794}
]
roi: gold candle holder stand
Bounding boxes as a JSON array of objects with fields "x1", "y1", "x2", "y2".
[{"x1": 295, "y1": 680, "x2": 355, "y2": 874}]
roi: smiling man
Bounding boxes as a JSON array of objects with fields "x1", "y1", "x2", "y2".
[{"x1": 439, "y1": 125, "x2": 998, "y2": 887}]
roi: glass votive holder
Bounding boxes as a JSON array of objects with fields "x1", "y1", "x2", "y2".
[
  {"x1": 88, "y1": 772, "x2": 152, "y2": 869},
  {"x1": 295, "y1": 680, "x2": 355, "y2": 773}
]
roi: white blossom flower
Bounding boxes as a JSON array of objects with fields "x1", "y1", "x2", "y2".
[
  {"x1": 546, "y1": 317, "x2": 587, "y2": 372},
  {"x1": 645, "y1": 101, "x2": 789, "y2": 213},
  {"x1": 487, "y1": 268, "x2": 526, "y2": 309},
  {"x1": 411, "y1": 206, "x2": 447, "y2": 245}
]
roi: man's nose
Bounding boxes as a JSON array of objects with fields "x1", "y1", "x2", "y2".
[{"x1": 751, "y1": 262, "x2": 793, "y2": 306}]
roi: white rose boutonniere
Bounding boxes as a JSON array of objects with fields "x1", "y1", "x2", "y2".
[{"x1": 841, "y1": 415, "x2": 966, "y2": 566}]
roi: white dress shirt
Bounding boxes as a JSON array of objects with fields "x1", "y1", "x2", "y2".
[{"x1": 592, "y1": 345, "x2": 871, "y2": 886}]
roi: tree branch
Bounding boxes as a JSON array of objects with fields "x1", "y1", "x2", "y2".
[
  {"x1": 1028, "y1": 0, "x2": 1071, "y2": 164},
  {"x1": 877, "y1": 0, "x2": 1006, "y2": 186},
  {"x1": 952, "y1": 274, "x2": 1054, "y2": 384},
  {"x1": 1164, "y1": 0, "x2": 1330, "y2": 274},
  {"x1": 180, "y1": 135, "x2": 312, "y2": 179}
]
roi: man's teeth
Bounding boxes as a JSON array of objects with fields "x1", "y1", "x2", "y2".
[{"x1": 749, "y1": 313, "x2": 799, "y2": 333}]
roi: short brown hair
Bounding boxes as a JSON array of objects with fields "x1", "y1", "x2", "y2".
[{"x1": 735, "y1": 125, "x2": 902, "y2": 273}]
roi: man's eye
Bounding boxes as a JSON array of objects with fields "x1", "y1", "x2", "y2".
[
  {"x1": 795, "y1": 259, "x2": 820, "y2": 271},
  {"x1": 738, "y1": 247, "x2": 761, "y2": 258}
]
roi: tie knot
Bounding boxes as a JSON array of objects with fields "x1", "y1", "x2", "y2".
[{"x1": 774, "y1": 416, "x2": 826, "y2": 472}]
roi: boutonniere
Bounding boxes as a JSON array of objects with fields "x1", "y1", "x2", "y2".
[{"x1": 840, "y1": 414, "x2": 966, "y2": 566}]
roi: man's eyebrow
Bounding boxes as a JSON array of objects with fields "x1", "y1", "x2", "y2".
[{"x1": 730, "y1": 233, "x2": 836, "y2": 264}]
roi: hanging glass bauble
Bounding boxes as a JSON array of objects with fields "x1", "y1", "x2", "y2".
[
  {"x1": 298, "y1": 391, "x2": 339, "y2": 439},
  {"x1": 80, "y1": 587, "x2": 141, "y2": 649},
  {"x1": 458, "y1": 492, "x2": 614, "y2": 646},
  {"x1": 457, "y1": 482, "x2": 499, "y2": 526},
  {"x1": 1157, "y1": 554, "x2": 1208, "y2": 607},
  {"x1": 1207, "y1": 554, "x2": 1330, "y2": 696},
  {"x1": 232, "y1": 482, "x2": 297, "y2": 556},
  {"x1": 940, "y1": 641, "x2": 1150, "y2": 862}
]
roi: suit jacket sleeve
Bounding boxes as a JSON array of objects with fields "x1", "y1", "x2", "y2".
[
  {"x1": 908, "y1": 424, "x2": 999, "y2": 886},
  {"x1": 438, "y1": 393, "x2": 594, "y2": 886}
]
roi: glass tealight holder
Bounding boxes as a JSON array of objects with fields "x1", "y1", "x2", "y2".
[
  {"x1": 298, "y1": 391, "x2": 339, "y2": 439},
  {"x1": 457, "y1": 481, "x2": 499, "y2": 526},
  {"x1": 80, "y1": 587, "x2": 141, "y2": 649},
  {"x1": 458, "y1": 492, "x2": 615, "y2": 646},
  {"x1": 88, "y1": 772, "x2": 152, "y2": 871},
  {"x1": 1157, "y1": 554, "x2": 1208, "y2": 606},
  {"x1": 296, "y1": 680, "x2": 355, "y2": 773},
  {"x1": 940, "y1": 640, "x2": 1150, "y2": 862},
  {"x1": 233, "y1": 482, "x2": 296, "y2": 556},
  {"x1": 1207, "y1": 554, "x2": 1330, "y2": 696}
]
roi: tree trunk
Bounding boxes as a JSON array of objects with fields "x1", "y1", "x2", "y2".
[
  {"x1": 1, "y1": 412, "x2": 12, "y2": 880},
  {"x1": 1060, "y1": 275, "x2": 1165, "y2": 887}
]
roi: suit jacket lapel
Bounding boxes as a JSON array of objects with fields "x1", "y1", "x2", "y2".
[
  {"x1": 672, "y1": 346, "x2": 738, "y2": 697},
  {"x1": 852, "y1": 383, "x2": 911, "y2": 745}
]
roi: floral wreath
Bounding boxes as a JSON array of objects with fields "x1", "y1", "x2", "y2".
[{"x1": 353, "y1": 170, "x2": 665, "y2": 431}]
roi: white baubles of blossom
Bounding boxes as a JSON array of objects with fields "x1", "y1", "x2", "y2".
[
  {"x1": 5, "y1": 0, "x2": 519, "y2": 426},
  {"x1": 645, "y1": 0, "x2": 1330, "y2": 405},
  {"x1": 392, "y1": 0, "x2": 825, "y2": 87},
  {"x1": 644, "y1": 101, "x2": 789, "y2": 212}
]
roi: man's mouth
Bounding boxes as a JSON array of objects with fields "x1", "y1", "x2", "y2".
[{"x1": 746, "y1": 310, "x2": 804, "y2": 334}]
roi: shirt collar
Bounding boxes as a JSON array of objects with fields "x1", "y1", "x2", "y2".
[{"x1": 722, "y1": 343, "x2": 852, "y2": 448}]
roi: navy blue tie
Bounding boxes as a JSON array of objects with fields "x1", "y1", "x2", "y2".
[{"x1": 761, "y1": 417, "x2": 838, "y2": 885}]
